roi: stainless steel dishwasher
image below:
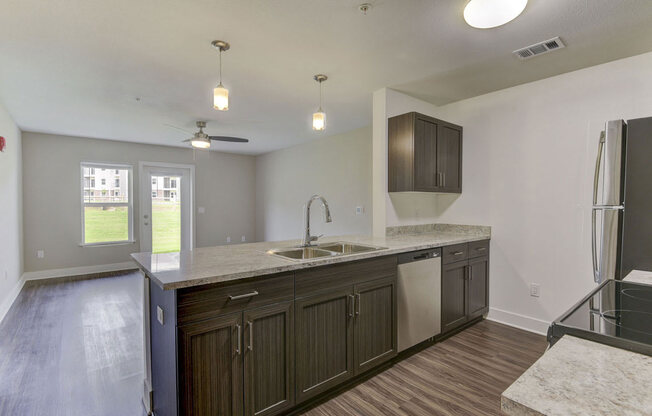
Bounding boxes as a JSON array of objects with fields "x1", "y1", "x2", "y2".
[{"x1": 397, "y1": 248, "x2": 442, "y2": 352}]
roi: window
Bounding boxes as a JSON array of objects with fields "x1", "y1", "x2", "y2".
[
  {"x1": 152, "y1": 191, "x2": 157, "y2": 198},
  {"x1": 170, "y1": 179, "x2": 177, "y2": 188},
  {"x1": 81, "y1": 163, "x2": 133, "y2": 245},
  {"x1": 152, "y1": 178, "x2": 156, "y2": 185}
]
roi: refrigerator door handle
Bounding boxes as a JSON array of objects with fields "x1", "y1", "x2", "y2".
[{"x1": 592, "y1": 131, "x2": 605, "y2": 283}]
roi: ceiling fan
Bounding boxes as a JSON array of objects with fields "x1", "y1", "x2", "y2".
[{"x1": 179, "y1": 121, "x2": 249, "y2": 149}]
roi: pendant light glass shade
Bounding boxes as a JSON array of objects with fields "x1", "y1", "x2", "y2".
[
  {"x1": 312, "y1": 74, "x2": 328, "y2": 131},
  {"x1": 312, "y1": 110, "x2": 326, "y2": 131},
  {"x1": 211, "y1": 40, "x2": 230, "y2": 111},
  {"x1": 191, "y1": 136, "x2": 211, "y2": 149},
  {"x1": 213, "y1": 83, "x2": 229, "y2": 111},
  {"x1": 463, "y1": 0, "x2": 527, "y2": 29}
]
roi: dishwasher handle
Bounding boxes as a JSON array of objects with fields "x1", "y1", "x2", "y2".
[{"x1": 398, "y1": 248, "x2": 442, "y2": 264}]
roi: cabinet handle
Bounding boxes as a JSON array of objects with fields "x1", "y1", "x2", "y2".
[
  {"x1": 228, "y1": 291, "x2": 259, "y2": 301},
  {"x1": 468, "y1": 266, "x2": 473, "y2": 281},
  {"x1": 452, "y1": 251, "x2": 464, "y2": 256},
  {"x1": 437, "y1": 172, "x2": 442, "y2": 187},
  {"x1": 235, "y1": 324, "x2": 242, "y2": 355},
  {"x1": 348, "y1": 295, "x2": 354, "y2": 318},
  {"x1": 443, "y1": 173, "x2": 446, "y2": 187},
  {"x1": 355, "y1": 293, "x2": 361, "y2": 316},
  {"x1": 247, "y1": 321, "x2": 253, "y2": 351},
  {"x1": 476, "y1": 247, "x2": 486, "y2": 252}
]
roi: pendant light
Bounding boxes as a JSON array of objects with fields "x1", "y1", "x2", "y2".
[
  {"x1": 212, "y1": 40, "x2": 230, "y2": 111},
  {"x1": 463, "y1": 0, "x2": 527, "y2": 29},
  {"x1": 312, "y1": 74, "x2": 327, "y2": 131}
]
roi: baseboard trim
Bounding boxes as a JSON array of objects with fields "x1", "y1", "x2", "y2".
[
  {"x1": 0, "y1": 274, "x2": 27, "y2": 325},
  {"x1": 486, "y1": 307, "x2": 550, "y2": 336},
  {"x1": 22, "y1": 261, "x2": 138, "y2": 282}
]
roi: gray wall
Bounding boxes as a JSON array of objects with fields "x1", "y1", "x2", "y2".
[
  {"x1": 22, "y1": 132, "x2": 256, "y2": 272},
  {"x1": 255, "y1": 126, "x2": 372, "y2": 241},
  {"x1": 0, "y1": 101, "x2": 23, "y2": 315}
]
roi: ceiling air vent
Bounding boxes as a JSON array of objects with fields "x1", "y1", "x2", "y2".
[{"x1": 513, "y1": 37, "x2": 565, "y2": 60}]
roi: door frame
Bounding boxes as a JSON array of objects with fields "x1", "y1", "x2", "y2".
[{"x1": 138, "y1": 161, "x2": 195, "y2": 253}]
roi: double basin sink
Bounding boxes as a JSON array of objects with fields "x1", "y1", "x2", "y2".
[{"x1": 268, "y1": 242, "x2": 386, "y2": 260}]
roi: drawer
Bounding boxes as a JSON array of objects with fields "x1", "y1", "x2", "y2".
[
  {"x1": 442, "y1": 243, "x2": 468, "y2": 264},
  {"x1": 177, "y1": 273, "x2": 294, "y2": 324},
  {"x1": 295, "y1": 255, "x2": 397, "y2": 298},
  {"x1": 468, "y1": 240, "x2": 489, "y2": 258}
]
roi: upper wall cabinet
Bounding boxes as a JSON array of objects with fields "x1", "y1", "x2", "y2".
[{"x1": 388, "y1": 112, "x2": 463, "y2": 193}]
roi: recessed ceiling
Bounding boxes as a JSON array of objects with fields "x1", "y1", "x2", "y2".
[{"x1": 1, "y1": 0, "x2": 652, "y2": 155}]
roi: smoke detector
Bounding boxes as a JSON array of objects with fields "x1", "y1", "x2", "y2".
[
  {"x1": 359, "y1": 3, "x2": 372, "y2": 15},
  {"x1": 513, "y1": 37, "x2": 565, "y2": 60}
]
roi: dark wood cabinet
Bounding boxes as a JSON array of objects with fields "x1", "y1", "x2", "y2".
[
  {"x1": 178, "y1": 312, "x2": 244, "y2": 416},
  {"x1": 441, "y1": 261, "x2": 468, "y2": 333},
  {"x1": 388, "y1": 112, "x2": 462, "y2": 193},
  {"x1": 244, "y1": 301, "x2": 294, "y2": 416},
  {"x1": 353, "y1": 276, "x2": 397, "y2": 375},
  {"x1": 295, "y1": 287, "x2": 355, "y2": 403},
  {"x1": 441, "y1": 240, "x2": 490, "y2": 335},
  {"x1": 468, "y1": 256, "x2": 489, "y2": 319}
]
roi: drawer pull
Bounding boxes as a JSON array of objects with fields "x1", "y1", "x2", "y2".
[
  {"x1": 228, "y1": 291, "x2": 259, "y2": 301},
  {"x1": 355, "y1": 293, "x2": 361, "y2": 316},
  {"x1": 452, "y1": 251, "x2": 464, "y2": 256},
  {"x1": 348, "y1": 295, "x2": 355, "y2": 318},
  {"x1": 476, "y1": 247, "x2": 487, "y2": 252}
]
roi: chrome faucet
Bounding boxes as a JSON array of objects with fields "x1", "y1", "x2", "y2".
[{"x1": 301, "y1": 195, "x2": 332, "y2": 247}]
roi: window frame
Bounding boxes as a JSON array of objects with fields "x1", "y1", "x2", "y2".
[{"x1": 80, "y1": 162, "x2": 134, "y2": 247}]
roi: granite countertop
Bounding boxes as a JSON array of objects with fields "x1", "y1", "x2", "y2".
[
  {"x1": 501, "y1": 335, "x2": 652, "y2": 416},
  {"x1": 131, "y1": 223, "x2": 490, "y2": 290}
]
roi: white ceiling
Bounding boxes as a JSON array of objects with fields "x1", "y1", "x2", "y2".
[{"x1": 2, "y1": 0, "x2": 652, "y2": 155}]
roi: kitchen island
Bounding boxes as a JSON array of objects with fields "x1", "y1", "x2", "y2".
[
  {"x1": 132, "y1": 224, "x2": 491, "y2": 416},
  {"x1": 501, "y1": 335, "x2": 652, "y2": 416}
]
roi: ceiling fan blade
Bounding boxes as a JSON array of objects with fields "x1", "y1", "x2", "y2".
[{"x1": 209, "y1": 136, "x2": 249, "y2": 143}]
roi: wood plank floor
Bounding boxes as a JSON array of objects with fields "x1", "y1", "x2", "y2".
[
  {"x1": 0, "y1": 272, "x2": 546, "y2": 416},
  {"x1": 0, "y1": 272, "x2": 144, "y2": 416},
  {"x1": 303, "y1": 320, "x2": 547, "y2": 416}
]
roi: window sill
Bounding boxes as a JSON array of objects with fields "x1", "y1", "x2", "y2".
[{"x1": 79, "y1": 240, "x2": 136, "y2": 247}]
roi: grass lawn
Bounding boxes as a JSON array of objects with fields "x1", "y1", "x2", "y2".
[{"x1": 84, "y1": 200, "x2": 180, "y2": 253}]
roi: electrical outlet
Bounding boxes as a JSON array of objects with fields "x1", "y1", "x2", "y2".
[
  {"x1": 241, "y1": 235, "x2": 246, "y2": 242},
  {"x1": 530, "y1": 283, "x2": 540, "y2": 297},
  {"x1": 355, "y1": 206, "x2": 364, "y2": 215},
  {"x1": 226, "y1": 236, "x2": 231, "y2": 243},
  {"x1": 37, "y1": 250, "x2": 45, "y2": 259},
  {"x1": 157, "y1": 306, "x2": 164, "y2": 325}
]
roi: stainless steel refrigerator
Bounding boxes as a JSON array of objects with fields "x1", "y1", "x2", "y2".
[{"x1": 593, "y1": 117, "x2": 652, "y2": 283}]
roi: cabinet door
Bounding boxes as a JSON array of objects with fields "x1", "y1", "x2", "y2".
[
  {"x1": 441, "y1": 261, "x2": 468, "y2": 334},
  {"x1": 437, "y1": 124, "x2": 462, "y2": 193},
  {"x1": 468, "y1": 256, "x2": 489, "y2": 318},
  {"x1": 295, "y1": 288, "x2": 354, "y2": 403},
  {"x1": 178, "y1": 312, "x2": 243, "y2": 416},
  {"x1": 414, "y1": 117, "x2": 439, "y2": 191},
  {"x1": 354, "y1": 277, "x2": 397, "y2": 375},
  {"x1": 243, "y1": 301, "x2": 294, "y2": 416}
]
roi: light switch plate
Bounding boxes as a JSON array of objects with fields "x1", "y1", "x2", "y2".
[
  {"x1": 530, "y1": 283, "x2": 540, "y2": 297},
  {"x1": 37, "y1": 250, "x2": 45, "y2": 259},
  {"x1": 226, "y1": 236, "x2": 231, "y2": 243},
  {"x1": 157, "y1": 306, "x2": 164, "y2": 325},
  {"x1": 356, "y1": 206, "x2": 364, "y2": 215},
  {"x1": 241, "y1": 236, "x2": 246, "y2": 242}
]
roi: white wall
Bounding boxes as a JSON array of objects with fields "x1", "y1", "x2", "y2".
[
  {"x1": 22, "y1": 132, "x2": 256, "y2": 273},
  {"x1": 256, "y1": 127, "x2": 372, "y2": 242},
  {"x1": 0, "y1": 100, "x2": 23, "y2": 322},
  {"x1": 374, "y1": 51, "x2": 652, "y2": 333}
]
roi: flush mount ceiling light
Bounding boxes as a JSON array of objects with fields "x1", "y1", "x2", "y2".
[
  {"x1": 463, "y1": 0, "x2": 527, "y2": 29},
  {"x1": 312, "y1": 74, "x2": 327, "y2": 131},
  {"x1": 212, "y1": 40, "x2": 230, "y2": 111}
]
